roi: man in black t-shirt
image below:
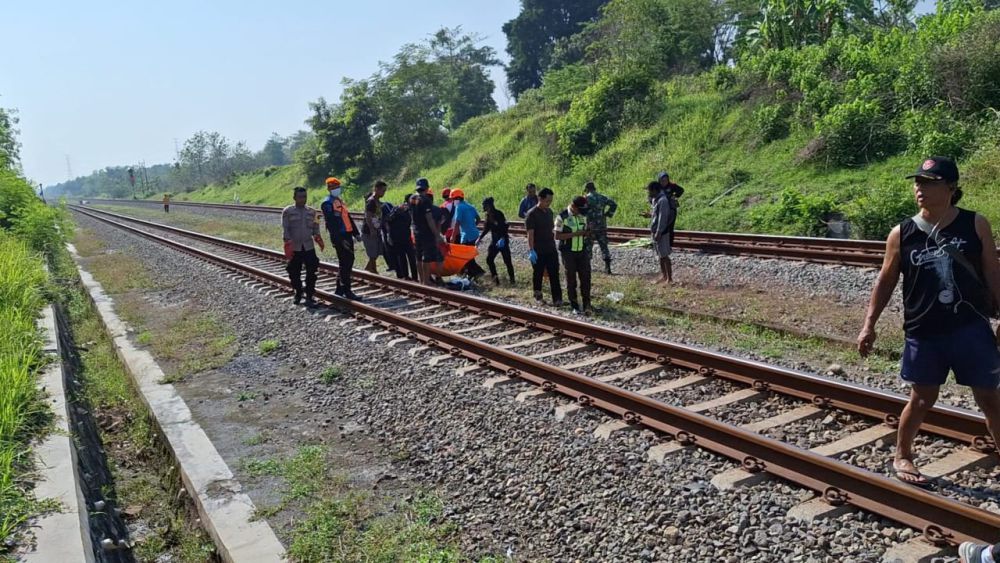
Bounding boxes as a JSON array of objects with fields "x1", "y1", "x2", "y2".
[
  {"x1": 525, "y1": 187, "x2": 562, "y2": 305},
  {"x1": 410, "y1": 177, "x2": 445, "y2": 285},
  {"x1": 858, "y1": 156, "x2": 1000, "y2": 489}
]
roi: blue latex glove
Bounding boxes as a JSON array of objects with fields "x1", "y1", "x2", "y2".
[
  {"x1": 528, "y1": 249, "x2": 537, "y2": 265},
  {"x1": 496, "y1": 238, "x2": 507, "y2": 249}
]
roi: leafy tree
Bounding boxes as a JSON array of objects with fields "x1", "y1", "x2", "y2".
[
  {"x1": 503, "y1": 0, "x2": 608, "y2": 97},
  {"x1": 258, "y1": 133, "x2": 289, "y2": 167},
  {"x1": 737, "y1": 0, "x2": 908, "y2": 53},
  {"x1": 583, "y1": 0, "x2": 722, "y2": 76},
  {"x1": 305, "y1": 27, "x2": 499, "y2": 174},
  {"x1": 0, "y1": 107, "x2": 19, "y2": 171},
  {"x1": 173, "y1": 131, "x2": 256, "y2": 189},
  {"x1": 426, "y1": 28, "x2": 501, "y2": 129}
]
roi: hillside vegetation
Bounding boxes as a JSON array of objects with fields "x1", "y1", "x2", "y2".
[{"x1": 73, "y1": 1, "x2": 1000, "y2": 239}]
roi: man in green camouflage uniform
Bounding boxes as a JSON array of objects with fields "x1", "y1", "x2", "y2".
[{"x1": 583, "y1": 181, "x2": 618, "y2": 274}]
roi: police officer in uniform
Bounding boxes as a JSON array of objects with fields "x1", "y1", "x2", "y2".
[
  {"x1": 583, "y1": 181, "x2": 617, "y2": 274},
  {"x1": 282, "y1": 187, "x2": 323, "y2": 307}
]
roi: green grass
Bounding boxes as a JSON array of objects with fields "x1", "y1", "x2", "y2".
[
  {"x1": 241, "y1": 446, "x2": 473, "y2": 562},
  {"x1": 161, "y1": 73, "x2": 1000, "y2": 240},
  {"x1": 257, "y1": 339, "x2": 279, "y2": 356},
  {"x1": 52, "y1": 247, "x2": 214, "y2": 562},
  {"x1": 85, "y1": 252, "x2": 155, "y2": 294},
  {"x1": 319, "y1": 365, "x2": 343, "y2": 384},
  {"x1": 0, "y1": 234, "x2": 50, "y2": 550}
]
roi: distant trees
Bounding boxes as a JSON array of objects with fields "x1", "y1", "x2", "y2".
[
  {"x1": 502, "y1": 0, "x2": 608, "y2": 98},
  {"x1": 0, "y1": 106, "x2": 19, "y2": 171},
  {"x1": 174, "y1": 130, "x2": 256, "y2": 188},
  {"x1": 300, "y1": 26, "x2": 500, "y2": 183}
]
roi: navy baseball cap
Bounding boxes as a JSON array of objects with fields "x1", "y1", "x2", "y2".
[
  {"x1": 657, "y1": 171, "x2": 670, "y2": 181},
  {"x1": 906, "y1": 157, "x2": 959, "y2": 182},
  {"x1": 415, "y1": 177, "x2": 430, "y2": 191}
]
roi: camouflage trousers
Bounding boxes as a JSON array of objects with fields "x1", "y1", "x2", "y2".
[{"x1": 587, "y1": 229, "x2": 611, "y2": 263}]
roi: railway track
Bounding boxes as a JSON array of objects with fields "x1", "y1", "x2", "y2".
[
  {"x1": 71, "y1": 204, "x2": 1000, "y2": 549},
  {"x1": 82, "y1": 198, "x2": 886, "y2": 267}
]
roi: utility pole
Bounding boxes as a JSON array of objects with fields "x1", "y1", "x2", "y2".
[
  {"x1": 140, "y1": 161, "x2": 151, "y2": 196},
  {"x1": 65, "y1": 155, "x2": 73, "y2": 180}
]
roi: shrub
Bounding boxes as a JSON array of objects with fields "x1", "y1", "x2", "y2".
[
  {"x1": 846, "y1": 183, "x2": 917, "y2": 240},
  {"x1": 258, "y1": 339, "x2": 279, "y2": 356},
  {"x1": 750, "y1": 188, "x2": 839, "y2": 237},
  {"x1": 539, "y1": 63, "x2": 595, "y2": 108},
  {"x1": 752, "y1": 103, "x2": 791, "y2": 143},
  {"x1": 0, "y1": 169, "x2": 68, "y2": 252},
  {"x1": 319, "y1": 365, "x2": 343, "y2": 384},
  {"x1": 815, "y1": 100, "x2": 900, "y2": 167},
  {"x1": 551, "y1": 69, "x2": 654, "y2": 158},
  {"x1": 900, "y1": 106, "x2": 973, "y2": 158},
  {"x1": 931, "y1": 12, "x2": 1000, "y2": 114}
]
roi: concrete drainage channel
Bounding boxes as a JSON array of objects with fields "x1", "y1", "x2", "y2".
[{"x1": 25, "y1": 246, "x2": 287, "y2": 562}]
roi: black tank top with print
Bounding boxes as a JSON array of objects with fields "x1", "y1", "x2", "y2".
[{"x1": 899, "y1": 208, "x2": 988, "y2": 337}]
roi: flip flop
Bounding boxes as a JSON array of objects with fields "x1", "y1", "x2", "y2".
[{"x1": 890, "y1": 462, "x2": 934, "y2": 489}]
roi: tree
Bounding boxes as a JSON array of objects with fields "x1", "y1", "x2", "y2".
[
  {"x1": 584, "y1": 0, "x2": 723, "y2": 76},
  {"x1": 503, "y1": 0, "x2": 608, "y2": 98},
  {"x1": 0, "y1": 106, "x2": 19, "y2": 171},
  {"x1": 738, "y1": 0, "x2": 918, "y2": 53},
  {"x1": 304, "y1": 27, "x2": 500, "y2": 174},
  {"x1": 427, "y1": 28, "x2": 501, "y2": 129},
  {"x1": 258, "y1": 133, "x2": 289, "y2": 167}
]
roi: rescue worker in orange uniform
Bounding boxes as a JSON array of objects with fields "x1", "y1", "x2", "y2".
[{"x1": 321, "y1": 177, "x2": 363, "y2": 301}]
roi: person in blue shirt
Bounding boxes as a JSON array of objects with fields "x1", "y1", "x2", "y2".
[
  {"x1": 518, "y1": 183, "x2": 538, "y2": 219},
  {"x1": 448, "y1": 189, "x2": 486, "y2": 279},
  {"x1": 450, "y1": 189, "x2": 480, "y2": 244}
]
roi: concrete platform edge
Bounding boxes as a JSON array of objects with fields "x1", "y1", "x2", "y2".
[{"x1": 69, "y1": 245, "x2": 286, "y2": 563}]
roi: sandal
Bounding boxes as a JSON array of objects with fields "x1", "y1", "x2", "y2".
[{"x1": 890, "y1": 460, "x2": 934, "y2": 489}]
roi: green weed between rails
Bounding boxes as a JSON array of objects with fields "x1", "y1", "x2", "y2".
[
  {"x1": 51, "y1": 248, "x2": 215, "y2": 562},
  {"x1": 319, "y1": 365, "x2": 343, "y2": 384},
  {"x1": 242, "y1": 446, "x2": 486, "y2": 562},
  {"x1": 0, "y1": 234, "x2": 50, "y2": 550},
  {"x1": 257, "y1": 339, "x2": 279, "y2": 356}
]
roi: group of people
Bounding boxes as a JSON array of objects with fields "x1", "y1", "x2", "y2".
[
  {"x1": 281, "y1": 172, "x2": 685, "y2": 314},
  {"x1": 280, "y1": 157, "x2": 1000, "y2": 563}
]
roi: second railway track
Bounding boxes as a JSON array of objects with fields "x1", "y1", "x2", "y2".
[
  {"x1": 82, "y1": 198, "x2": 887, "y2": 267},
  {"x1": 71, "y1": 204, "x2": 1000, "y2": 549}
]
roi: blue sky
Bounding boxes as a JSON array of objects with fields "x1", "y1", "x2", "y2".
[
  {"x1": 3, "y1": 0, "x2": 520, "y2": 186},
  {"x1": 4, "y1": 0, "x2": 936, "y2": 187}
]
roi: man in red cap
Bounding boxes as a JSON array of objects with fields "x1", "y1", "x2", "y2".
[
  {"x1": 858, "y1": 156, "x2": 1000, "y2": 488},
  {"x1": 321, "y1": 177, "x2": 363, "y2": 300}
]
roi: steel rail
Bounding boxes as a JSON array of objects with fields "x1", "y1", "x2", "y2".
[
  {"x1": 70, "y1": 205, "x2": 1000, "y2": 546},
  {"x1": 71, "y1": 205, "x2": 992, "y2": 448},
  {"x1": 82, "y1": 199, "x2": 885, "y2": 266}
]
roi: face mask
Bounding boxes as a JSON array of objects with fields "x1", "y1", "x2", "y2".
[{"x1": 329, "y1": 188, "x2": 342, "y2": 198}]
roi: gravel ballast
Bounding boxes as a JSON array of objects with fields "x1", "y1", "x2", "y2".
[{"x1": 69, "y1": 211, "x2": 970, "y2": 562}]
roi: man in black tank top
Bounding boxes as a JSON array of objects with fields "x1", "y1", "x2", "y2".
[{"x1": 858, "y1": 157, "x2": 1000, "y2": 490}]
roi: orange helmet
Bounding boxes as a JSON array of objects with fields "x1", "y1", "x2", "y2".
[
  {"x1": 450, "y1": 188, "x2": 465, "y2": 200},
  {"x1": 325, "y1": 177, "x2": 341, "y2": 189}
]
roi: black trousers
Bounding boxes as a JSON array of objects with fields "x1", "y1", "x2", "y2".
[
  {"x1": 389, "y1": 236, "x2": 416, "y2": 279},
  {"x1": 332, "y1": 235, "x2": 355, "y2": 293},
  {"x1": 531, "y1": 251, "x2": 562, "y2": 302},
  {"x1": 486, "y1": 238, "x2": 514, "y2": 282},
  {"x1": 286, "y1": 248, "x2": 319, "y2": 297},
  {"x1": 561, "y1": 250, "x2": 591, "y2": 308}
]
